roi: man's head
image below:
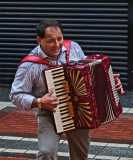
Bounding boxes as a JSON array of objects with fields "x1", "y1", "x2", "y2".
[{"x1": 36, "y1": 20, "x2": 64, "y2": 59}]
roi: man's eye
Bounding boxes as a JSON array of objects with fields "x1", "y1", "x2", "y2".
[
  {"x1": 48, "y1": 40, "x2": 53, "y2": 43},
  {"x1": 58, "y1": 37, "x2": 62, "y2": 41}
]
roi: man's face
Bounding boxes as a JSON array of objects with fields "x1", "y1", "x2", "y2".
[{"x1": 37, "y1": 27, "x2": 64, "y2": 59}]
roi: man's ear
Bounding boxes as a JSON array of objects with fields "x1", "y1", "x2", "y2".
[{"x1": 37, "y1": 36, "x2": 41, "y2": 44}]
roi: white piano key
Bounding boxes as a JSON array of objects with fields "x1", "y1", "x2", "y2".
[
  {"x1": 59, "y1": 99, "x2": 69, "y2": 104},
  {"x1": 53, "y1": 75, "x2": 65, "y2": 80},
  {"x1": 59, "y1": 113, "x2": 70, "y2": 119},
  {"x1": 54, "y1": 80, "x2": 65, "y2": 85},
  {"x1": 57, "y1": 94, "x2": 68, "y2": 100},
  {"x1": 55, "y1": 84, "x2": 65, "y2": 90},
  {"x1": 60, "y1": 107, "x2": 69, "y2": 111},
  {"x1": 58, "y1": 102, "x2": 68, "y2": 107},
  {"x1": 62, "y1": 119, "x2": 74, "y2": 125},
  {"x1": 56, "y1": 91, "x2": 66, "y2": 96},
  {"x1": 52, "y1": 72, "x2": 64, "y2": 77}
]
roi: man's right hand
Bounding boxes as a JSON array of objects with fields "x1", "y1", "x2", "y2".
[
  {"x1": 41, "y1": 91, "x2": 59, "y2": 112},
  {"x1": 31, "y1": 91, "x2": 59, "y2": 112}
]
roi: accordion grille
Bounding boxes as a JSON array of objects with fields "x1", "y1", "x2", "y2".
[{"x1": 66, "y1": 69, "x2": 92, "y2": 127}]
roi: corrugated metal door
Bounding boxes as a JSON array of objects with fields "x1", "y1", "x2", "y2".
[{"x1": 0, "y1": 0, "x2": 128, "y2": 89}]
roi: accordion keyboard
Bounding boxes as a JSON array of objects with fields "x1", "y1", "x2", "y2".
[
  {"x1": 108, "y1": 66, "x2": 119, "y2": 106},
  {"x1": 44, "y1": 66, "x2": 75, "y2": 133}
]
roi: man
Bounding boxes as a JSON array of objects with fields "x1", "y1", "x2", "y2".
[{"x1": 10, "y1": 20, "x2": 124, "y2": 160}]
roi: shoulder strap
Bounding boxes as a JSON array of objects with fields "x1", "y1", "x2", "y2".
[
  {"x1": 64, "y1": 40, "x2": 71, "y2": 63},
  {"x1": 18, "y1": 55, "x2": 55, "y2": 67},
  {"x1": 18, "y1": 40, "x2": 71, "y2": 67}
]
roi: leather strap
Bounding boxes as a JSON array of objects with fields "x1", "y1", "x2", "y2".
[
  {"x1": 63, "y1": 40, "x2": 71, "y2": 63},
  {"x1": 18, "y1": 55, "x2": 56, "y2": 67},
  {"x1": 18, "y1": 40, "x2": 71, "y2": 67}
]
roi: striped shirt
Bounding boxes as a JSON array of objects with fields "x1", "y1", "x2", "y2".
[{"x1": 9, "y1": 41, "x2": 86, "y2": 114}]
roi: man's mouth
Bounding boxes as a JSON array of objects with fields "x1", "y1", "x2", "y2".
[{"x1": 52, "y1": 48, "x2": 60, "y2": 53}]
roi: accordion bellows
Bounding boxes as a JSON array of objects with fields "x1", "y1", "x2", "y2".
[{"x1": 43, "y1": 54, "x2": 122, "y2": 133}]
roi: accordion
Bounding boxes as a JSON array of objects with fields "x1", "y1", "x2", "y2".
[{"x1": 43, "y1": 54, "x2": 122, "y2": 134}]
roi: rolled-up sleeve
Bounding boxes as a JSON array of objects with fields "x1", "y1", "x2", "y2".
[{"x1": 9, "y1": 67, "x2": 35, "y2": 110}]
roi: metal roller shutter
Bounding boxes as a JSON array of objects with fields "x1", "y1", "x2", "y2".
[{"x1": 0, "y1": 0, "x2": 128, "y2": 89}]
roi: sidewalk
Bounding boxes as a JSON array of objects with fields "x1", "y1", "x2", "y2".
[{"x1": 0, "y1": 101, "x2": 133, "y2": 160}]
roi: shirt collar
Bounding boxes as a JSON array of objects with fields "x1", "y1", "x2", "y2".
[
  {"x1": 38, "y1": 45, "x2": 48, "y2": 59},
  {"x1": 38, "y1": 45, "x2": 67, "y2": 59}
]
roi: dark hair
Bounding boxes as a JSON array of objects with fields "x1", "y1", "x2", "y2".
[{"x1": 36, "y1": 20, "x2": 63, "y2": 38}]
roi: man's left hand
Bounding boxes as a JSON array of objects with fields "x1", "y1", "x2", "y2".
[{"x1": 113, "y1": 74, "x2": 125, "y2": 94}]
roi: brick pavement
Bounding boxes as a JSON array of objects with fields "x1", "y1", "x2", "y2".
[
  {"x1": 0, "y1": 107, "x2": 37, "y2": 138},
  {"x1": 0, "y1": 106, "x2": 133, "y2": 144},
  {"x1": 0, "y1": 104, "x2": 133, "y2": 160}
]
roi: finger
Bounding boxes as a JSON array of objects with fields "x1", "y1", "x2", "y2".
[
  {"x1": 116, "y1": 85, "x2": 122, "y2": 91},
  {"x1": 47, "y1": 90, "x2": 54, "y2": 97},
  {"x1": 51, "y1": 97, "x2": 58, "y2": 101},
  {"x1": 120, "y1": 88, "x2": 125, "y2": 94},
  {"x1": 116, "y1": 85, "x2": 125, "y2": 94},
  {"x1": 51, "y1": 105, "x2": 57, "y2": 108},
  {"x1": 117, "y1": 87, "x2": 125, "y2": 94},
  {"x1": 115, "y1": 80, "x2": 121, "y2": 88},
  {"x1": 51, "y1": 100, "x2": 59, "y2": 106},
  {"x1": 49, "y1": 106, "x2": 56, "y2": 112},
  {"x1": 113, "y1": 74, "x2": 120, "y2": 78}
]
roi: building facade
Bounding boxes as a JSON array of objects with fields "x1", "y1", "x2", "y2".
[{"x1": 0, "y1": 0, "x2": 133, "y2": 106}]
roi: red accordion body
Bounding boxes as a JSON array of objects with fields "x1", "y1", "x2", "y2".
[{"x1": 43, "y1": 54, "x2": 122, "y2": 133}]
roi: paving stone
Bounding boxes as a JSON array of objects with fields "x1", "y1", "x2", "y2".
[
  {"x1": 25, "y1": 150, "x2": 38, "y2": 154},
  {"x1": 89, "y1": 145, "x2": 106, "y2": 155},
  {"x1": 119, "y1": 158, "x2": 133, "y2": 160},
  {"x1": 99, "y1": 146, "x2": 133, "y2": 158},
  {"x1": 0, "y1": 139, "x2": 19, "y2": 148},
  {"x1": 95, "y1": 155, "x2": 119, "y2": 160},
  {"x1": 58, "y1": 143, "x2": 69, "y2": 152},
  {"x1": 0, "y1": 148, "x2": 5, "y2": 152},
  {"x1": 1, "y1": 136, "x2": 23, "y2": 140},
  {"x1": 107, "y1": 143, "x2": 130, "y2": 148},
  {"x1": 11, "y1": 141, "x2": 39, "y2": 150},
  {"x1": 3, "y1": 148, "x2": 27, "y2": 153}
]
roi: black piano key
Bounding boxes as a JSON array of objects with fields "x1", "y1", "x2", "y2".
[
  {"x1": 59, "y1": 97, "x2": 67, "y2": 101},
  {"x1": 55, "y1": 87, "x2": 65, "y2": 94},
  {"x1": 60, "y1": 108, "x2": 69, "y2": 112},
  {"x1": 59, "y1": 105, "x2": 68, "y2": 109},
  {"x1": 53, "y1": 75, "x2": 64, "y2": 79},
  {"x1": 62, "y1": 118, "x2": 73, "y2": 123},
  {"x1": 56, "y1": 93, "x2": 66, "y2": 98},
  {"x1": 60, "y1": 111, "x2": 69, "y2": 115},
  {"x1": 64, "y1": 125, "x2": 75, "y2": 130},
  {"x1": 54, "y1": 82, "x2": 64, "y2": 86},
  {"x1": 60, "y1": 110, "x2": 69, "y2": 114},
  {"x1": 52, "y1": 68, "x2": 64, "y2": 72},
  {"x1": 63, "y1": 123, "x2": 74, "y2": 128},
  {"x1": 52, "y1": 71, "x2": 64, "y2": 76},
  {"x1": 54, "y1": 78, "x2": 64, "y2": 83},
  {"x1": 54, "y1": 79, "x2": 65, "y2": 84},
  {"x1": 59, "y1": 99, "x2": 69, "y2": 104},
  {"x1": 55, "y1": 87, "x2": 65, "y2": 91},
  {"x1": 61, "y1": 115, "x2": 70, "y2": 120},
  {"x1": 56, "y1": 91, "x2": 65, "y2": 95}
]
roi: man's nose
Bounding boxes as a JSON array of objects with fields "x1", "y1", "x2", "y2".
[{"x1": 54, "y1": 40, "x2": 59, "y2": 47}]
